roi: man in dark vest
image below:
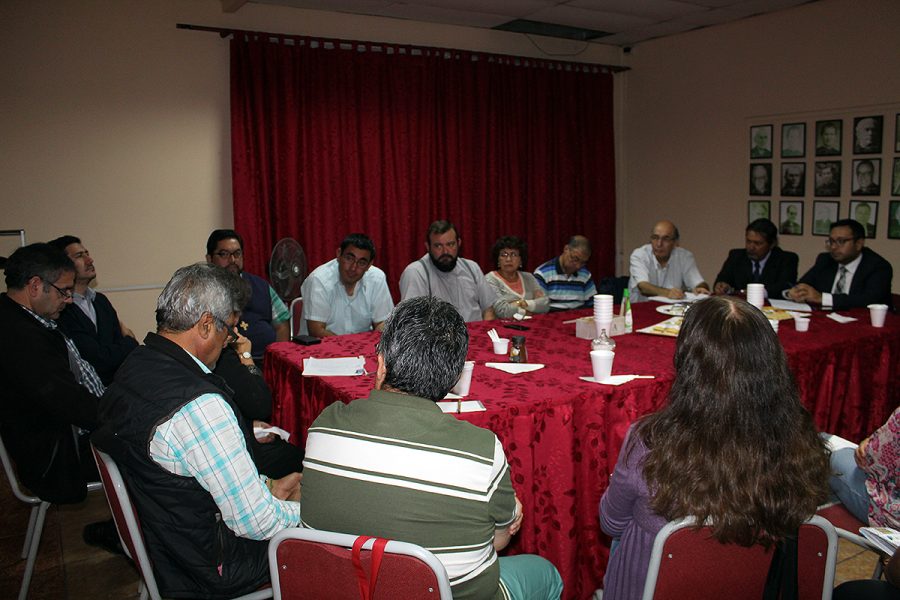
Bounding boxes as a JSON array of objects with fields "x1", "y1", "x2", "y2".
[
  {"x1": 205, "y1": 229, "x2": 290, "y2": 361},
  {"x1": 93, "y1": 263, "x2": 301, "y2": 599}
]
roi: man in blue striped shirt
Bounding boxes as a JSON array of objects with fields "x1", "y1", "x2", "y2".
[{"x1": 533, "y1": 236, "x2": 597, "y2": 310}]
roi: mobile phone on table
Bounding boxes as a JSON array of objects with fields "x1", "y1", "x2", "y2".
[{"x1": 504, "y1": 324, "x2": 529, "y2": 331}]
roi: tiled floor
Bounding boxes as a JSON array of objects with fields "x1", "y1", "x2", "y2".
[{"x1": 0, "y1": 473, "x2": 887, "y2": 598}]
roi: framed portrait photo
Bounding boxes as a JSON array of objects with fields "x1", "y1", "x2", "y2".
[
  {"x1": 781, "y1": 122, "x2": 806, "y2": 158},
  {"x1": 749, "y1": 163, "x2": 772, "y2": 196},
  {"x1": 849, "y1": 200, "x2": 878, "y2": 239},
  {"x1": 851, "y1": 158, "x2": 881, "y2": 196},
  {"x1": 888, "y1": 200, "x2": 900, "y2": 239},
  {"x1": 812, "y1": 201, "x2": 839, "y2": 236},
  {"x1": 895, "y1": 114, "x2": 900, "y2": 153},
  {"x1": 748, "y1": 200, "x2": 770, "y2": 223},
  {"x1": 893, "y1": 157, "x2": 900, "y2": 196},
  {"x1": 781, "y1": 162, "x2": 806, "y2": 196},
  {"x1": 853, "y1": 115, "x2": 883, "y2": 154},
  {"x1": 750, "y1": 124, "x2": 773, "y2": 159},
  {"x1": 814, "y1": 161, "x2": 841, "y2": 197},
  {"x1": 779, "y1": 201, "x2": 803, "y2": 236},
  {"x1": 815, "y1": 120, "x2": 841, "y2": 156}
]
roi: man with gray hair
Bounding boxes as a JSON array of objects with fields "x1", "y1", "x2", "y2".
[
  {"x1": 534, "y1": 235, "x2": 598, "y2": 310},
  {"x1": 93, "y1": 263, "x2": 301, "y2": 598},
  {"x1": 302, "y1": 296, "x2": 563, "y2": 600}
]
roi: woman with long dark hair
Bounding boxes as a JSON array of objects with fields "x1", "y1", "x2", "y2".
[{"x1": 599, "y1": 296, "x2": 830, "y2": 600}]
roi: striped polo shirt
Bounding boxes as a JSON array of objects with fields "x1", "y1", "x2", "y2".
[
  {"x1": 301, "y1": 389, "x2": 517, "y2": 600},
  {"x1": 534, "y1": 258, "x2": 597, "y2": 310}
]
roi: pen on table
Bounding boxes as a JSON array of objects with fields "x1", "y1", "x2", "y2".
[{"x1": 457, "y1": 398, "x2": 462, "y2": 413}]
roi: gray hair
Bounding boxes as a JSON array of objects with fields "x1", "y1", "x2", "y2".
[
  {"x1": 376, "y1": 296, "x2": 469, "y2": 401},
  {"x1": 156, "y1": 263, "x2": 245, "y2": 332},
  {"x1": 567, "y1": 235, "x2": 592, "y2": 254}
]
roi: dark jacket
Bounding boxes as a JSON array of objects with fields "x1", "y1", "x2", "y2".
[
  {"x1": 0, "y1": 294, "x2": 98, "y2": 503},
  {"x1": 798, "y1": 248, "x2": 893, "y2": 311},
  {"x1": 714, "y1": 246, "x2": 799, "y2": 299},
  {"x1": 56, "y1": 291, "x2": 138, "y2": 385},
  {"x1": 93, "y1": 333, "x2": 268, "y2": 599}
]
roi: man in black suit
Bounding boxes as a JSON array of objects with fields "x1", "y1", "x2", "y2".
[
  {"x1": 714, "y1": 219, "x2": 798, "y2": 299},
  {"x1": 0, "y1": 244, "x2": 101, "y2": 503},
  {"x1": 49, "y1": 236, "x2": 138, "y2": 385},
  {"x1": 787, "y1": 219, "x2": 893, "y2": 311}
]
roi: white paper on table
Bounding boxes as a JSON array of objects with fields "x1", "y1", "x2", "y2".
[
  {"x1": 437, "y1": 400, "x2": 486, "y2": 413},
  {"x1": 824, "y1": 434, "x2": 858, "y2": 452},
  {"x1": 254, "y1": 425, "x2": 291, "y2": 442},
  {"x1": 485, "y1": 362, "x2": 545, "y2": 374},
  {"x1": 302, "y1": 356, "x2": 366, "y2": 376},
  {"x1": 512, "y1": 313, "x2": 533, "y2": 321},
  {"x1": 648, "y1": 292, "x2": 706, "y2": 304},
  {"x1": 826, "y1": 313, "x2": 857, "y2": 324},
  {"x1": 443, "y1": 391, "x2": 462, "y2": 400},
  {"x1": 860, "y1": 527, "x2": 900, "y2": 555},
  {"x1": 769, "y1": 299, "x2": 813, "y2": 312},
  {"x1": 580, "y1": 375, "x2": 655, "y2": 386}
]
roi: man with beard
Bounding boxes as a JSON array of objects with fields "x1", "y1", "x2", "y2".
[
  {"x1": 206, "y1": 229, "x2": 290, "y2": 360},
  {"x1": 535, "y1": 235, "x2": 599, "y2": 309},
  {"x1": 49, "y1": 235, "x2": 138, "y2": 385},
  {"x1": 399, "y1": 220, "x2": 496, "y2": 322}
]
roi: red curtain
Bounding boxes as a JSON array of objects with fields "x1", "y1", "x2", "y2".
[{"x1": 230, "y1": 35, "x2": 616, "y2": 298}]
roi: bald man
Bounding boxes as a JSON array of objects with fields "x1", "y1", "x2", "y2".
[{"x1": 628, "y1": 221, "x2": 710, "y2": 302}]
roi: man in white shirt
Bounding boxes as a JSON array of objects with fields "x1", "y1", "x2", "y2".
[
  {"x1": 629, "y1": 220, "x2": 710, "y2": 302},
  {"x1": 300, "y1": 233, "x2": 394, "y2": 337}
]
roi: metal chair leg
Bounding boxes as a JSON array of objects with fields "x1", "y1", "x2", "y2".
[
  {"x1": 21, "y1": 504, "x2": 40, "y2": 559},
  {"x1": 18, "y1": 501, "x2": 49, "y2": 600}
]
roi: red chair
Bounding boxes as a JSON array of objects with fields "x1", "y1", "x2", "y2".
[
  {"x1": 90, "y1": 445, "x2": 272, "y2": 600},
  {"x1": 268, "y1": 528, "x2": 453, "y2": 600},
  {"x1": 641, "y1": 515, "x2": 837, "y2": 600}
]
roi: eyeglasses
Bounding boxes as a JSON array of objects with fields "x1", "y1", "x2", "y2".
[
  {"x1": 213, "y1": 249, "x2": 243, "y2": 260},
  {"x1": 499, "y1": 251, "x2": 520, "y2": 259},
  {"x1": 825, "y1": 237, "x2": 857, "y2": 247},
  {"x1": 44, "y1": 280, "x2": 73, "y2": 299},
  {"x1": 340, "y1": 253, "x2": 371, "y2": 268},
  {"x1": 650, "y1": 235, "x2": 676, "y2": 243}
]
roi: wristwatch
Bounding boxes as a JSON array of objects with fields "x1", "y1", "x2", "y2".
[{"x1": 241, "y1": 351, "x2": 252, "y2": 360}]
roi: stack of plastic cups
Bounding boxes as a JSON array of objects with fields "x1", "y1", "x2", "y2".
[
  {"x1": 593, "y1": 294, "x2": 614, "y2": 337},
  {"x1": 746, "y1": 283, "x2": 765, "y2": 310}
]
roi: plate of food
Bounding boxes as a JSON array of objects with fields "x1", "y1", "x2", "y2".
[{"x1": 655, "y1": 303, "x2": 689, "y2": 316}]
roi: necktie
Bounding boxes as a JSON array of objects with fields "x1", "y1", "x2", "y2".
[
  {"x1": 835, "y1": 265, "x2": 848, "y2": 294},
  {"x1": 752, "y1": 260, "x2": 761, "y2": 282}
]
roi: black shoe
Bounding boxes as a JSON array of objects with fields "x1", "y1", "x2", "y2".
[{"x1": 83, "y1": 518, "x2": 125, "y2": 556}]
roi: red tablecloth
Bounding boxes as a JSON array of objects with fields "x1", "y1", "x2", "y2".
[{"x1": 264, "y1": 302, "x2": 900, "y2": 599}]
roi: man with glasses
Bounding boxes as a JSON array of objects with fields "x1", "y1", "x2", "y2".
[
  {"x1": 300, "y1": 233, "x2": 394, "y2": 337},
  {"x1": 400, "y1": 220, "x2": 497, "y2": 322},
  {"x1": 629, "y1": 220, "x2": 710, "y2": 302},
  {"x1": 534, "y1": 235, "x2": 598, "y2": 310},
  {"x1": 48, "y1": 235, "x2": 138, "y2": 385},
  {"x1": 786, "y1": 219, "x2": 892, "y2": 310},
  {"x1": 94, "y1": 264, "x2": 301, "y2": 598},
  {"x1": 206, "y1": 229, "x2": 289, "y2": 360},
  {"x1": 0, "y1": 243, "x2": 105, "y2": 504}
]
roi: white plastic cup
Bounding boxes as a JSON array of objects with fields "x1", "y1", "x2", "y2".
[
  {"x1": 493, "y1": 338, "x2": 510, "y2": 354},
  {"x1": 595, "y1": 318, "x2": 613, "y2": 338},
  {"x1": 868, "y1": 304, "x2": 889, "y2": 328},
  {"x1": 768, "y1": 319, "x2": 779, "y2": 332},
  {"x1": 590, "y1": 350, "x2": 615, "y2": 382},
  {"x1": 795, "y1": 318, "x2": 810, "y2": 332},
  {"x1": 451, "y1": 361, "x2": 475, "y2": 396},
  {"x1": 746, "y1": 283, "x2": 765, "y2": 309}
]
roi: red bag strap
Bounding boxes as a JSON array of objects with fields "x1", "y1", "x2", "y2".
[{"x1": 351, "y1": 535, "x2": 389, "y2": 600}]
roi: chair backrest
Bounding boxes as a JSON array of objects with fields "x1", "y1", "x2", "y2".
[
  {"x1": 90, "y1": 445, "x2": 163, "y2": 600},
  {"x1": 269, "y1": 528, "x2": 453, "y2": 600},
  {"x1": 289, "y1": 297, "x2": 303, "y2": 337},
  {"x1": 642, "y1": 515, "x2": 837, "y2": 600},
  {"x1": 0, "y1": 432, "x2": 42, "y2": 506}
]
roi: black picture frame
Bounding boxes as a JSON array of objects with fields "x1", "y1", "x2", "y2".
[
  {"x1": 893, "y1": 157, "x2": 900, "y2": 196},
  {"x1": 815, "y1": 119, "x2": 842, "y2": 156},
  {"x1": 748, "y1": 200, "x2": 770, "y2": 223},
  {"x1": 814, "y1": 161, "x2": 841, "y2": 197},
  {"x1": 851, "y1": 158, "x2": 881, "y2": 196},
  {"x1": 889, "y1": 200, "x2": 900, "y2": 239},
  {"x1": 853, "y1": 115, "x2": 883, "y2": 154},
  {"x1": 781, "y1": 162, "x2": 806, "y2": 197},
  {"x1": 779, "y1": 200, "x2": 803, "y2": 236},
  {"x1": 812, "y1": 201, "x2": 839, "y2": 236},
  {"x1": 781, "y1": 122, "x2": 806, "y2": 158},
  {"x1": 749, "y1": 163, "x2": 772, "y2": 196},
  {"x1": 849, "y1": 200, "x2": 878, "y2": 239},
  {"x1": 895, "y1": 114, "x2": 900, "y2": 153},
  {"x1": 750, "y1": 124, "x2": 773, "y2": 159}
]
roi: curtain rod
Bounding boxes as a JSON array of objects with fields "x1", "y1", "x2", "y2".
[{"x1": 175, "y1": 23, "x2": 630, "y2": 73}]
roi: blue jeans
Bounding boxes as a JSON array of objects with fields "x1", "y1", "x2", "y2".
[
  {"x1": 499, "y1": 554, "x2": 564, "y2": 600},
  {"x1": 828, "y1": 447, "x2": 870, "y2": 524}
]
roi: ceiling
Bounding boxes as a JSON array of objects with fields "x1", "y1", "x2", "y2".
[{"x1": 227, "y1": 0, "x2": 817, "y2": 47}]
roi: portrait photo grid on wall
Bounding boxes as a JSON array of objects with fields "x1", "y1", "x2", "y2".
[
  {"x1": 814, "y1": 161, "x2": 841, "y2": 196},
  {"x1": 815, "y1": 119, "x2": 842, "y2": 156},
  {"x1": 813, "y1": 200, "x2": 839, "y2": 236},
  {"x1": 849, "y1": 200, "x2": 878, "y2": 239},
  {"x1": 779, "y1": 201, "x2": 803, "y2": 236}
]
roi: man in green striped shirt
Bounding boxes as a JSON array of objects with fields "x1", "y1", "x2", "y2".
[{"x1": 301, "y1": 296, "x2": 563, "y2": 600}]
